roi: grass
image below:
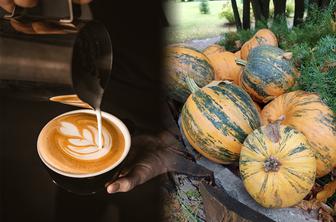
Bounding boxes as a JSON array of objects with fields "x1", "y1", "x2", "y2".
[
  {"x1": 164, "y1": 1, "x2": 233, "y2": 44},
  {"x1": 164, "y1": 0, "x2": 295, "y2": 44}
]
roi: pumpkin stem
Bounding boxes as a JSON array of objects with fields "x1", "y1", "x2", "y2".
[
  {"x1": 236, "y1": 58, "x2": 247, "y2": 66},
  {"x1": 264, "y1": 156, "x2": 281, "y2": 172},
  {"x1": 282, "y1": 52, "x2": 293, "y2": 60},
  {"x1": 264, "y1": 115, "x2": 284, "y2": 143},
  {"x1": 267, "y1": 115, "x2": 285, "y2": 125},
  {"x1": 255, "y1": 36, "x2": 266, "y2": 45},
  {"x1": 277, "y1": 115, "x2": 285, "y2": 122},
  {"x1": 185, "y1": 76, "x2": 200, "y2": 93},
  {"x1": 262, "y1": 96, "x2": 276, "y2": 103}
]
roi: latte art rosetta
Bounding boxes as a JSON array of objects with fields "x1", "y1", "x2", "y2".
[
  {"x1": 58, "y1": 121, "x2": 112, "y2": 160},
  {"x1": 37, "y1": 112, "x2": 125, "y2": 175}
]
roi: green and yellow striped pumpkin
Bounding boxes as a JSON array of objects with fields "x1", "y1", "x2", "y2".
[
  {"x1": 240, "y1": 124, "x2": 316, "y2": 208},
  {"x1": 164, "y1": 45, "x2": 214, "y2": 103},
  {"x1": 237, "y1": 45, "x2": 296, "y2": 103},
  {"x1": 181, "y1": 79, "x2": 261, "y2": 164},
  {"x1": 261, "y1": 91, "x2": 336, "y2": 177}
]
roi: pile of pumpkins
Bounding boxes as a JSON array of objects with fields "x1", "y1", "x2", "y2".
[{"x1": 164, "y1": 29, "x2": 336, "y2": 208}]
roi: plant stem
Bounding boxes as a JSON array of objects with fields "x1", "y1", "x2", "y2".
[
  {"x1": 235, "y1": 58, "x2": 248, "y2": 66},
  {"x1": 264, "y1": 156, "x2": 281, "y2": 172},
  {"x1": 185, "y1": 76, "x2": 200, "y2": 94}
]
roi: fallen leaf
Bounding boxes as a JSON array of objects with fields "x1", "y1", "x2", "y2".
[
  {"x1": 305, "y1": 184, "x2": 323, "y2": 201},
  {"x1": 293, "y1": 67, "x2": 301, "y2": 78},
  {"x1": 332, "y1": 169, "x2": 336, "y2": 178},
  {"x1": 331, "y1": 19, "x2": 336, "y2": 32},
  {"x1": 282, "y1": 52, "x2": 293, "y2": 60},
  {"x1": 318, "y1": 207, "x2": 335, "y2": 222},
  {"x1": 235, "y1": 40, "x2": 242, "y2": 48},
  {"x1": 297, "y1": 199, "x2": 335, "y2": 221},
  {"x1": 316, "y1": 180, "x2": 336, "y2": 203},
  {"x1": 320, "y1": 202, "x2": 334, "y2": 214},
  {"x1": 320, "y1": 61, "x2": 336, "y2": 73},
  {"x1": 296, "y1": 199, "x2": 321, "y2": 212}
]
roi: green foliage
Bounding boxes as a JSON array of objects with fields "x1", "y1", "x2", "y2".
[
  {"x1": 199, "y1": 0, "x2": 210, "y2": 14},
  {"x1": 272, "y1": 3, "x2": 335, "y2": 51},
  {"x1": 165, "y1": 1, "x2": 229, "y2": 43},
  {"x1": 294, "y1": 36, "x2": 336, "y2": 115},
  {"x1": 237, "y1": 29, "x2": 255, "y2": 44},
  {"x1": 218, "y1": 32, "x2": 239, "y2": 51},
  {"x1": 273, "y1": 4, "x2": 336, "y2": 116},
  {"x1": 218, "y1": 29, "x2": 254, "y2": 51},
  {"x1": 269, "y1": 3, "x2": 294, "y2": 18},
  {"x1": 220, "y1": 2, "x2": 335, "y2": 51},
  {"x1": 286, "y1": 4, "x2": 294, "y2": 17},
  {"x1": 218, "y1": 8, "x2": 235, "y2": 24},
  {"x1": 218, "y1": 2, "x2": 246, "y2": 25},
  {"x1": 219, "y1": 2, "x2": 336, "y2": 116}
]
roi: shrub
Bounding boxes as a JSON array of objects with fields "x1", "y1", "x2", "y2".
[
  {"x1": 218, "y1": 29, "x2": 254, "y2": 51},
  {"x1": 199, "y1": 0, "x2": 210, "y2": 14},
  {"x1": 219, "y1": 8, "x2": 235, "y2": 24}
]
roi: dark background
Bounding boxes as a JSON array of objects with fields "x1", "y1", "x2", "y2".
[
  {"x1": 0, "y1": 1, "x2": 167, "y2": 221},
  {"x1": 0, "y1": 98, "x2": 164, "y2": 222}
]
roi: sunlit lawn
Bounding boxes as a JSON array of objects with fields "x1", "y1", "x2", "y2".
[
  {"x1": 163, "y1": 0, "x2": 295, "y2": 44},
  {"x1": 164, "y1": 1, "x2": 232, "y2": 43}
]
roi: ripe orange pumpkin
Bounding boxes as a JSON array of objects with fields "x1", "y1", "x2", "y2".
[
  {"x1": 234, "y1": 50, "x2": 241, "y2": 58},
  {"x1": 203, "y1": 44, "x2": 225, "y2": 55},
  {"x1": 203, "y1": 45, "x2": 242, "y2": 85},
  {"x1": 240, "y1": 123, "x2": 316, "y2": 208},
  {"x1": 240, "y1": 29, "x2": 278, "y2": 60},
  {"x1": 261, "y1": 91, "x2": 336, "y2": 177}
]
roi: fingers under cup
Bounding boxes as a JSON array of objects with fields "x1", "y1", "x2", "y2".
[
  {"x1": 10, "y1": 19, "x2": 35, "y2": 34},
  {"x1": 13, "y1": 0, "x2": 37, "y2": 8},
  {"x1": 0, "y1": 0, "x2": 14, "y2": 12},
  {"x1": 31, "y1": 22, "x2": 66, "y2": 34},
  {"x1": 107, "y1": 178, "x2": 136, "y2": 194},
  {"x1": 72, "y1": 0, "x2": 92, "y2": 4}
]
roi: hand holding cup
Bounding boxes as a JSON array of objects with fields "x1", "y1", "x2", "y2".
[{"x1": 0, "y1": 0, "x2": 93, "y2": 34}]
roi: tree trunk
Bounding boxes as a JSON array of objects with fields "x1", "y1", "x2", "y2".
[
  {"x1": 260, "y1": 0, "x2": 270, "y2": 21},
  {"x1": 242, "y1": 0, "x2": 251, "y2": 29},
  {"x1": 321, "y1": 0, "x2": 331, "y2": 8},
  {"x1": 231, "y1": 0, "x2": 242, "y2": 30},
  {"x1": 307, "y1": 0, "x2": 318, "y2": 17},
  {"x1": 294, "y1": 0, "x2": 305, "y2": 26},
  {"x1": 308, "y1": 0, "x2": 330, "y2": 19},
  {"x1": 309, "y1": 0, "x2": 319, "y2": 4},
  {"x1": 273, "y1": 0, "x2": 287, "y2": 19},
  {"x1": 251, "y1": 0, "x2": 269, "y2": 27},
  {"x1": 251, "y1": 0, "x2": 262, "y2": 21}
]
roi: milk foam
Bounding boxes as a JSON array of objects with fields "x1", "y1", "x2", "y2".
[
  {"x1": 96, "y1": 108, "x2": 103, "y2": 150},
  {"x1": 59, "y1": 121, "x2": 112, "y2": 160}
]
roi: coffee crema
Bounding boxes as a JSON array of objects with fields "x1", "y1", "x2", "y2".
[{"x1": 38, "y1": 113, "x2": 125, "y2": 175}]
